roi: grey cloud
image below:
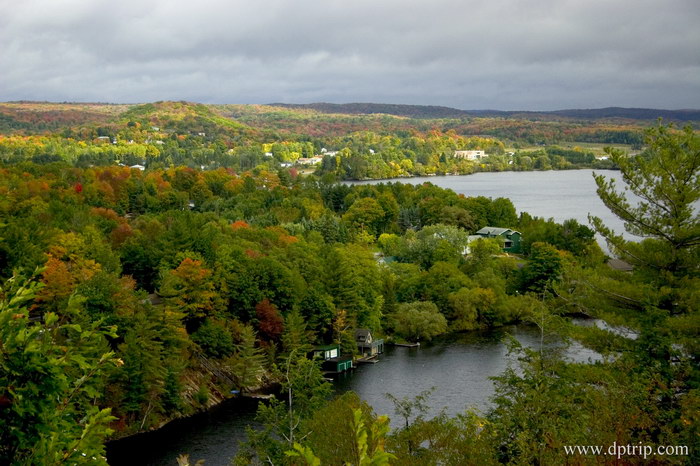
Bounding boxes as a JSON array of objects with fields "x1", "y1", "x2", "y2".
[{"x1": 1, "y1": 0, "x2": 698, "y2": 109}]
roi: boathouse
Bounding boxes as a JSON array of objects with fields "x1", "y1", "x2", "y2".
[
  {"x1": 355, "y1": 329, "x2": 384, "y2": 357},
  {"x1": 311, "y1": 344, "x2": 340, "y2": 360},
  {"x1": 310, "y1": 344, "x2": 353, "y2": 374},
  {"x1": 321, "y1": 356, "x2": 353, "y2": 374},
  {"x1": 475, "y1": 227, "x2": 522, "y2": 253}
]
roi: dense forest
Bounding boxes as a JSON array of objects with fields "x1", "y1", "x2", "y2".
[{"x1": 0, "y1": 103, "x2": 698, "y2": 465}]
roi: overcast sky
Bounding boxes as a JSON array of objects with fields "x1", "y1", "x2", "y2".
[{"x1": 1, "y1": 0, "x2": 699, "y2": 110}]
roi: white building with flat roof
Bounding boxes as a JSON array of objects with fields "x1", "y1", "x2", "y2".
[{"x1": 453, "y1": 150, "x2": 485, "y2": 160}]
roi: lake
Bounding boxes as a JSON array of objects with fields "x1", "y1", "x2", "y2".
[{"x1": 347, "y1": 169, "x2": 632, "y2": 247}]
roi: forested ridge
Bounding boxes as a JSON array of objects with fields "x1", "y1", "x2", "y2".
[
  {"x1": 0, "y1": 103, "x2": 698, "y2": 465},
  {"x1": 0, "y1": 100, "x2": 671, "y2": 179},
  {"x1": 270, "y1": 102, "x2": 700, "y2": 122}
]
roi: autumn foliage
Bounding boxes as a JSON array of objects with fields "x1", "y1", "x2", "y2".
[
  {"x1": 255, "y1": 299, "x2": 284, "y2": 341},
  {"x1": 231, "y1": 220, "x2": 250, "y2": 230}
]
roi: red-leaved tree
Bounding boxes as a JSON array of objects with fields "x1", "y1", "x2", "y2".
[{"x1": 255, "y1": 298, "x2": 284, "y2": 341}]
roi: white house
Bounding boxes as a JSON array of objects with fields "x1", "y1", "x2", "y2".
[
  {"x1": 454, "y1": 150, "x2": 485, "y2": 160},
  {"x1": 297, "y1": 156, "x2": 323, "y2": 165}
]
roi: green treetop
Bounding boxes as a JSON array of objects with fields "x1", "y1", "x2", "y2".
[{"x1": 590, "y1": 124, "x2": 699, "y2": 290}]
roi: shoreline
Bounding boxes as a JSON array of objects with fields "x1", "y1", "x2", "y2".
[{"x1": 340, "y1": 166, "x2": 619, "y2": 183}]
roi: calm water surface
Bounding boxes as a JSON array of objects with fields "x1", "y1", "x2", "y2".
[
  {"x1": 107, "y1": 397, "x2": 259, "y2": 466},
  {"x1": 348, "y1": 169, "x2": 631, "y2": 246},
  {"x1": 335, "y1": 324, "x2": 600, "y2": 428}
]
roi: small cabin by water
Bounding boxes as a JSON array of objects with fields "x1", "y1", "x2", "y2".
[
  {"x1": 355, "y1": 329, "x2": 384, "y2": 357},
  {"x1": 311, "y1": 344, "x2": 353, "y2": 374},
  {"x1": 321, "y1": 356, "x2": 353, "y2": 374},
  {"x1": 312, "y1": 344, "x2": 340, "y2": 360}
]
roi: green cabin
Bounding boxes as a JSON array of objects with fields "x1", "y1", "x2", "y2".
[
  {"x1": 310, "y1": 344, "x2": 353, "y2": 374},
  {"x1": 321, "y1": 356, "x2": 353, "y2": 374},
  {"x1": 311, "y1": 344, "x2": 340, "y2": 360},
  {"x1": 475, "y1": 227, "x2": 522, "y2": 253}
]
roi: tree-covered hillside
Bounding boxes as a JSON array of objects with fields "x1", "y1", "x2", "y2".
[
  {"x1": 1, "y1": 101, "x2": 638, "y2": 181},
  {"x1": 0, "y1": 104, "x2": 697, "y2": 464}
]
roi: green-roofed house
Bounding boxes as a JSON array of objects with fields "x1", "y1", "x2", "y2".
[
  {"x1": 310, "y1": 344, "x2": 353, "y2": 374},
  {"x1": 311, "y1": 344, "x2": 340, "y2": 361},
  {"x1": 475, "y1": 227, "x2": 522, "y2": 253}
]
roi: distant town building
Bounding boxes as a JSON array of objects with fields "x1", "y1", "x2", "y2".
[
  {"x1": 96, "y1": 136, "x2": 116, "y2": 144},
  {"x1": 321, "y1": 148, "x2": 338, "y2": 156},
  {"x1": 296, "y1": 156, "x2": 323, "y2": 165},
  {"x1": 454, "y1": 150, "x2": 485, "y2": 160}
]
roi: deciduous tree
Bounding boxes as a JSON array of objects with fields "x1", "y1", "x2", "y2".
[{"x1": 391, "y1": 301, "x2": 447, "y2": 342}]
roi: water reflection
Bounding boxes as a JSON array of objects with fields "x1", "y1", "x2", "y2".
[{"x1": 106, "y1": 397, "x2": 259, "y2": 466}]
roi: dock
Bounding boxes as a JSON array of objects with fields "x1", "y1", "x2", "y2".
[
  {"x1": 243, "y1": 393, "x2": 274, "y2": 400},
  {"x1": 393, "y1": 342, "x2": 420, "y2": 348},
  {"x1": 356, "y1": 355, "x2": 380, "y2": 364}
]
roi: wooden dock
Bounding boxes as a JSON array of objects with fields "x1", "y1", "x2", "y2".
[
  {"x1": 393, "y1": 342, "x2": 420, "y2": 348},
  {"x1": 243, "y1": 393, "x2": 274, "y2": 400},
  {"x1": 356, "y1": 355, "x2": 380, "y2": 364}
]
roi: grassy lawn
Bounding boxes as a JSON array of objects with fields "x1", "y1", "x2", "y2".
[{"x1": 505, "y1": 142, "x2": 636, "y2": 157}]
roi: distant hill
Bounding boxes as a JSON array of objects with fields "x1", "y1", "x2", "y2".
[
  {"x1": 269, "y1": 102, "x2": 700, "y2": 121},
  {"x1": 0, "y1": 101, "x2": 261, "y2": 140},
  {"x1": 2, "y1": 101, "x2": 696, "y2": 146},
  {"x1": 269, "y1": 102, "x2": 471, "y2": 119},
  {"x1": 545, "y1": 107, "x2": 700, "y2": 121},
  {"x1": 0, "y1": 102, "x2": 128, "y2": 133},
  {"x1": 119, "y1": 101, "x2": 260, "y2": 141}
]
